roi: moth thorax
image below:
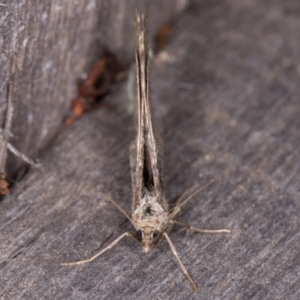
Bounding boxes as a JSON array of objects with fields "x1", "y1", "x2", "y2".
[{"x1": 142, "y1": 226, "x2": 156, "y2": 253}]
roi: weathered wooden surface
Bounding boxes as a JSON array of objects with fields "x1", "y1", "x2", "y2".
[
  {"x1": 0, "y1": 0, "x2": 188, "y2": 178},
  {"x1": 1, "y1": 0, "x2": 300, "y2": 299}
]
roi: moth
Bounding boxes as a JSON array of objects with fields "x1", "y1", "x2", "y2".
[{"x1": 62, "y1": 10, "x2": 230, "y2": 293}]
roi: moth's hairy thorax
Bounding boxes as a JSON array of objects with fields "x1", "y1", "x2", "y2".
[{"x1": 132, "y1": 192, "x2": 168, "y2": 232}]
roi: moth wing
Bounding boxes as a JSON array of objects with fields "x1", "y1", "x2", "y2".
[
  {"x1": 131, "y1": 10, "x2": 166, "y2": 212},
  {"x1": 130, "y1": 133, "x2": 144, "y2": 212}
]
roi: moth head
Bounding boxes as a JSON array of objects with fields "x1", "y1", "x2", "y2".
[{"x1": 139, "y1": 226, "x2": 159, "y2": 253}]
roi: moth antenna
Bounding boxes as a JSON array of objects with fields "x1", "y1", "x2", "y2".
[
  {"x1": 84, "y1": 182, "x2": 133, "y2": 223},
  {"x1": 169, "y1": 179, "x2": 215, "y2": 220}
]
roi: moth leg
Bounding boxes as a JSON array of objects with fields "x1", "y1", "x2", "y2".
[
  {"x1": 61, "y1": 231, "x2": 139, "y2": 266},
  {"x1": 163, "y1": 232, "x2": 199, "y2": 293},
  {"x1": 172, "y1": 220, "x2": 230, "y2": 234},
  {"x1": 155, "y1": 222, "x2": 174, "y2": 246}
]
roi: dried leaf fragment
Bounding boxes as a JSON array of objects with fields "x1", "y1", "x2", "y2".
[{"x1": 65, "y1": 51, "x2": 128, "y2": 126}]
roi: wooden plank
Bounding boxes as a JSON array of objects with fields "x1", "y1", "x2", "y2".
[
  {"x1": 0, "y1": 0, "x2": 188, "y2": 178},
  {"x1": 1, "y1": 0, "x2": 300, "y2": 299}
]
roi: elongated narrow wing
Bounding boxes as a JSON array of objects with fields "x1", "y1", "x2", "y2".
[{"x1": 130, "y1": 10, "x2": 166, "y2": 213}]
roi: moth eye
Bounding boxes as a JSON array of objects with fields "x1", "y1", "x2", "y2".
[
  {"x1": 145, "y1": 207, "x2": 151, "y2": 214},
  {"x1": 136, "y1": 230, "x2": 142, "y2": 241},
  {"x1": 153, "y1": 232, "x2": 158, "y2": 238}
]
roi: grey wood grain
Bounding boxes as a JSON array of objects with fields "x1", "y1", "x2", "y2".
[
  {"x1": 0, "y1": 0, "x2": 188, "y2": 178},
  {"x1": 1, "y1": 0, "x2": 300, "y2": 299}
]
